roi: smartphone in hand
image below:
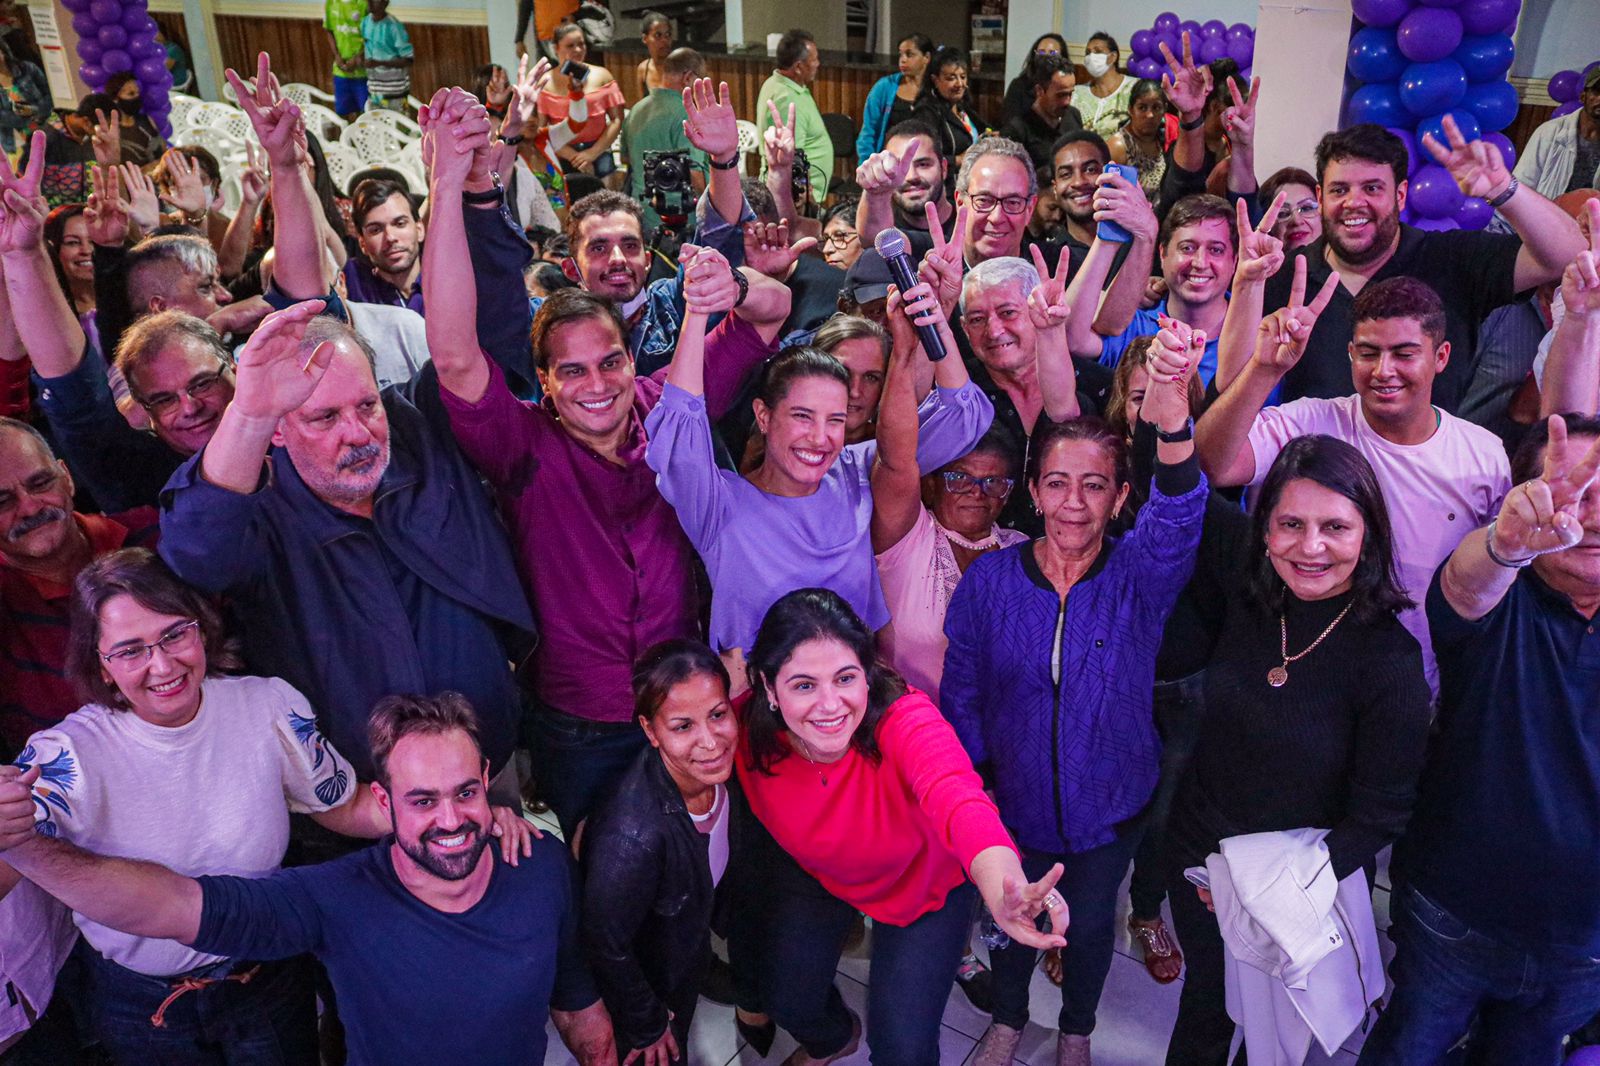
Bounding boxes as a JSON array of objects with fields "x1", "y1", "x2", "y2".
[
  {"x1": 560, "y1": 58, "x2": 590, "y2": 85},
  {"x1": 1096, "y1": 163, "x2": 1138, "y2": 244}
]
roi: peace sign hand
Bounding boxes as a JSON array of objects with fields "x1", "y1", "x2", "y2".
[
  {"x1": 226, "y1": 52, "x2": 308, "y2": 171},
  {"x1": 1222, "y1": 76, "x2": 1260, "y2": 150},
  {"x1": 91, "y1": 107, "x2": 121, "y2": 165},
  {"x1": 1491, "y1": 414, "x2": 1600, "y2": 561},
  {"x1": 991, "y1": 863, "x2": 1070, "y2": 951},
  {"x1": 856, "y1": 135, "x2": 922, "y2": 196},
  {"x1": 918, "y1": 199, "x2": 970, "y2": 317},
  {"x1": 1235, "y1": 191, "x2": 1287, "y2": 284},
  {"x1": 240, "y1": 142, "x2": 268, "y2": 207},
  {"x1": 763, "y1": 100, "x2": 796, "y2": 172},
  {"x1": 1560, "y1": 197, "x2": 1600, "y2": 319},
  {"x1": 0, "y1": 131, "x2": 48, "y2": 256},
  {"x1": 1026, "y1": 242, "x2": 1072, "y2": 333},
  {"x1": 1159, "y1": 31, "x2": 1213, "y2": 120},
  {"x1": 1253, "y1": 255, "x2": 1340, "y2": 371},
  {"x1": 682, "y1": 78, "x2": 738, "y2": 161},
  {"x1": 83, "y1": 164, "x2": 129, "y2": 248},
  {"x1": 1422, "y1": 113, "x2": 1511, "y2": 201}
]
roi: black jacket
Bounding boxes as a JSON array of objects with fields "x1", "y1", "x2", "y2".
[{"x1": 580, "y1": 747, "x2": 741, "y2": 1052}]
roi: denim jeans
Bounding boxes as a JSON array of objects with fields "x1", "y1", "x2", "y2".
[
  {"x1": 77, "y1": 943, "x2": 317, "y2": 1065},
  {"x1": 990, "y1": 826, "x2": 1142, "y2": 1036},
  {"x1": 527, "y1": 704, "x2": 648, "y2": 839},
  {"x1": 1129, "y1": 671, "x2": 1206, "y2": 921},
  {"x1": 1357, "y1": 884, "x2": 1600, "y2": 1066}
]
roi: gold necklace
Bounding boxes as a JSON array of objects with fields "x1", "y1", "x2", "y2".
[
  {"x1": 1268, "y1": 602, "x2": 1353, "y2": 688},
  {"x1": 793, "y1": 735, "x2": 830, "y2": 786}
]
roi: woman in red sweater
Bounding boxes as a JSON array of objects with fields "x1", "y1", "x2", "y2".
[{"x1": 729, "y1": 588, "x2": 1065, "y2": 1066}]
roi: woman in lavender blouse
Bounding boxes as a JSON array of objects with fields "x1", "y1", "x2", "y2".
[{"x1": 646, "y1": 265, "x2": 993, "y2": 664}]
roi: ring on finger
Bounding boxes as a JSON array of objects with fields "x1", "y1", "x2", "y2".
[{"x1": 1043, "y1": 892, "x2": 1064, "y2": 911}]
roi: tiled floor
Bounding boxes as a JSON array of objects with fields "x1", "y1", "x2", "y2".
[{"x1": 538, "y1": 803, "x2": 1393, "y2": 1065}]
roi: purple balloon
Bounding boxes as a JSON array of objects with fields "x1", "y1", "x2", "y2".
[
  {"x1": 1240, "y1": 66, "x2": 1252, "y2": 81},
  {"x1": 134, "y1": 56, "x2": 166, "y2": 82},
  {"x1": 101, "y1": 48, "x2": 132, "y2": 73},
  {"x1": 87, "y1": 0, "x2": 121, "y2": 22},
  {"x1": 79, "y1": 62, "x2": 107, "y2": 86},
  {"x1": 1129, "y1": 56, "x2": 1163, "y2": 79},
  {"x1": 1410, "y1": 163, "x2": 1466, "y2": 218},
  {"x1": 1397, "y1": 7, "x2": 1463, "y2": 61},
  {"x1": 1552, "y1": 100, "x2": 1581, "y2": 118},
  {"x1": 1411, "y1": 214, "x2": 1459, "y2": 231},
  {"x1": 1154, "y1": 31, "x2": 1182, "y2": 61},
  {"x1": 1387, "y1": 126, "x2": 1422, "y2": 174},
  {"x1": 1347, "y1": 82, "x2": 1409, "y2": 127},
  {"x1": 1452, "y1": 34, "x2": 1514, "y2": 82},
  {"x1": 1154, "y1": 11, "x2": 1181, "y2": 33},
  {"x1": 1201, "y1": 19, "x2": 1227, "y2": 38},
  {"x1": 1179, "y1": 20, "x2": 1202, "y2": 41},
  {"x1": 97, "y1": 24, "x2": 127, "y2": 48},
  {"x1": 1567, "y1": 1049, "x2": 1600, "y2": 1066},
  {"x1": 1417, "y1": 107, "x2": 1482, "y2": 146},
  {"x1": 1227, "y1": 22, "x2": 1253, "y2": 40},
  {"x1": 1418, "y1": 0, "x2": 1463, "y2": 7},
  {"x1": 76, "y1": 38, "x2": 105, "y2": 63},
  {"x1": 71, "y1": 12, "x2": 97, "y2": 34},
  {"x1": 1455, "y1": 195, "x2": 1493, "y2": 229},
  {"x1": 119, "y1": 4, "x2": 145, "y2": 29},
  {"x1": 1349, "y1": 27, "x2": 1407, "y2": 82},
  {"x1": 1461, "y1": 79, "x2": 1519, "y2": 131},
  {"x1": 1226, "y1": 34, "x2": 1254, "y2": 65},
  {"x1": 132, "y1": 36, "x2": 162, "y2": 60},
  {"x1": 60, "y1": 0, "x2": 92, "y2": 12},
  {"x1": 1130, "y1": 29, "x2": 1155, "y2": 57},
  {"x1": 1482, "y1": 130, "x2": 1515, "y2": 169},
  {"x1": 1400, "y1": 59, "x2": 1468, "y2": 116},
  {"x1": 1198, "y1": 36, "x2": 1228, "y2": 64},
  {"x1": 1548, "y1": 69, "x2": 1583, "y2": 103},
  {"x1": 1456, "y1": 0, "x2": 1519, "y2": 33},
  {"x1": 1352, "y1": 0, "x2": 1413, "y2": 28}
]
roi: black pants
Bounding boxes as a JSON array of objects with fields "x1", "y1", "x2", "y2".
[
  {"x1": 1163, "y1": 861, "x2": 1245, "y2": 1066},
  {"x1": 1129, "y1": 671, "x2": 1206, "y2": 921}
]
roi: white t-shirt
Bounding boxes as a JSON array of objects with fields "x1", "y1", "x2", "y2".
[
  {"x1": 347, "y1": 302, "x2": 433, "y2": 390},
  {"x1": 0, "y1": 879, "x2": 76, "y2": 1045},
  {"x1": 687, "y1": 783, "x2": 730, "y2": 888},
  {"x1": 1247, "y1": 395, "x2": 1511, "y2": 695},
  {"x1": 22, "y1": 674, "x2": 356, "y2": 976}
]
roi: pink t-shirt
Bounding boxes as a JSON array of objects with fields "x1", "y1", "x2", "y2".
[
  {"x1": 537, "y1": 79, "x2": 625, "y2": 145},
  {"x1": 1247, "y1": 394, "x2": 1511, "y2": 694},
  {"x1": 876, "y1": 505, "x2": 1028, "y2": 705}
]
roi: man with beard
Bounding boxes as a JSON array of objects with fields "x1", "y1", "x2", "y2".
[
  {"x1": 1000, "y1": 52, "x2": 1083, "y2": 171},
  {"x1": 1258, "y1": 122, "x2": 1586, "y2": 412},
  {"x1": 854, "y1": 120, "x2": 955, "y2": 260},
  {"x1": 157, "y1": 301, "x2": 534, "y2": 791},
  {"x1": 0, "y1": 693, "x2": 617, "y2": 1065},
  {"x1": 343, "y1": 177, "x2": 426, "y2": 314},
  {"x1": 1514, "y1": 65, "x2": 1600, "y2": 200},
  {"x1": 0, "y1": 419, "x2": 158, "y2": 758}
]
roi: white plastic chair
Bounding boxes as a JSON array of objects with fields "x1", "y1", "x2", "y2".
[
  {"x1": 175, "y1": 101, "x2": 239, "y2": 139},
  {"x1": 356, "y1": 108, "x2": 422, "y2": 141},
  {"x1": 299, "y1": 103, "x2": 349, "y2": 145},
  {"x1": 736, "y1": 119, "x2": 760, "y2": 170},
  {"x1": 168, "y1": 93, "x2": 201, "y2": 132},
  {"x1": 282, "y1": 82, "x2": 337, "y2": 109},
  {"x1": 320, "y1": 143, "x2": 363, "y2": 196},
  {"x1": 343, "y1": 114, "x2": 412, "y2": 163},
  {"x1": 202, "y1": 106, "x2": 256, "y2": 148}
]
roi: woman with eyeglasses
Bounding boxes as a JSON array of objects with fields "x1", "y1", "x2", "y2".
[
  {"x1": 819, "y1": 199, "x2": 862, "y2": 272},
  {"x1": 1259, "y1": 166, "x2": 1322, "y2": 252},
  {"x1": 913, "y1": 47, "x2": 987, "y2": 169},
  {"x1": 7, "y1": 548, "x2": 532, "y2": 1064}
]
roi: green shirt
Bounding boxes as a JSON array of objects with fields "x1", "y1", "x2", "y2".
[
  {"x1": 622, "y1": 88, "x2": 708, "y2": 233},
  {"x1": 324, "y1": 0, "x2": 367, "y2": 78},
  {"x1": 756, "y1": 71, "x2": 832, "y2": 195}
]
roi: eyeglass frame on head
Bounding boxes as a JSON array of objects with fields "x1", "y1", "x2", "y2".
[{"x1": 99, "y1": 619, "x2": 202, "y2": 667}]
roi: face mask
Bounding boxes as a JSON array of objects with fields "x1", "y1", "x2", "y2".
[
  {"x1": 116, "y1": 98, "x2": 141, "y2": 116},
  {"x1": 1084, "y1": 54, "x2": 1112, "y2": 78}
]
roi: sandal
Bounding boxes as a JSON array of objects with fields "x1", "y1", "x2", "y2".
[
  {"x1": 1041, "y1": 946, "x2": 1063, "y2": 986},
  {"x1": 1128, "y1": 916, "x2": 1183, "y2": 984}
]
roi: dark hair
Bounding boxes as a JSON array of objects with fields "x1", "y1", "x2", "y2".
[
  {"x1": 919, "y1": 47, "x2": 970, "y2": 110},
  {"x1": 368, "y1": 692, "x2": 483, "y2": 789},
  {"x1": 821, "y1": 197, "x2": 859, "y2": 231},
  {"x1": 755, "y1": 346, "x2": 850, "y2": 410},
  {"x1": 552, "y1": 21, "x2": 586, "y2": 47},
  {"x1": 75, "y1": 92, "x2": 115, "y2": 119},
  {"x1": 1023, "y1": 52, "x2": 1074, "y2": 94},
  {"x1": 898, "y1": 33, "x2": 934, "y2": 57},
  {"x1": 175, "y1": 145, "x2": 222, "y2": 189},
  {"x1": 1315, "y1": 124, "x2": 1408, "y2": 189},
  {"x1": 1127, "y1": 77, "x2": 1165, "y2": 109},
  {"x1": 662, "y1": 47, "x2": 704, "y2": 79},
  {"x1": 1051, "y1": 129, "x2": 1111, "y2": 168},
  {"x1": 1026, "y1": 416, "x2": 1131, "y2": 488},
  {"x1": 563, "y1": 189, "x2": 646, "y2": 246},
  {"x1": 1105, "y1": 336, "x2": 1206, "y2": 441},
  {"x1": 351, "y1": 177, "x2": 417, "y2": 231},
  {"x1": 1159, "y1": 193, "x2": 1237, "y2": 253},
  {"x1": 1512, "y1": 414, "x2": 1600, "y2": 483},
  {"x1": 1206, "y1": 69, "x2": 1246, "y2": 114},
  {"x1": 530, "y1": 287, "x2": 628, "y2": 371},
  {"x1": 105, "y1": 72, "x2": 140, "y2": 105},
  {"x1": 347, "y1": 166, "x2": 411, "y2": 199},
  {"x1": 740, "y1": 176, "x2": 779, "y2": 223},
  {"x1": 744, "y1": 588, "x2": 906, "y2": 774},
  {"x1": 66, "y1": 548, "x2": 241, "y2": 710},
  {"x1": 885, "y1": 118, "x2": 942, "y2": 150},
  {"x1": 1260, "y1": 166, "x2": 1319, "y2": 213},
  {"x1": 776, "y1": 29, "x2": 816, "y2": 70},
  {"x1": 529, "y1": 261, "x2": 575, "y2": 295},
  {"x1": 44, "y1": 202, "x2": 87, "y2": 304},
  {"x1": 632, "y1": 638, "x2": 730, "y2": 722},
  {"x1": 1246, "y1": 435, "x2": 1412, "y2": 622},
  {"x1": 951, "y1": 420, "x2": 1023, "y2": 480},
  {"x1": 471, "y1": 63, "x2": 506, "y2": 105},
  {"x1": 640, "y1": 10, "x2": 671, "y2": 34},
  {"x1": 1087, "y1": 32, "x2": 1121, "y2": 66},
  {"x1": 1351, "y1": 276, "x2": 1447, "y2": 347}
]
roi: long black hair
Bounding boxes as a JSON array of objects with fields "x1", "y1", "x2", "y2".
[
  {"x1": 1246, "y1": 435, "x2": 1411, "y2": 622},
  {"x1": 744, "y1": 588, "x2": 906, "y2": 774}
]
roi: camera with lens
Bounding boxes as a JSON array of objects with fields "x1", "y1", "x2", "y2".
[
  {"x1": 643, "y1": 150, "x2": 694, "y2": 227},
  {"x1": 791, "y1": 147, "x2": 812, "y2": 214}
]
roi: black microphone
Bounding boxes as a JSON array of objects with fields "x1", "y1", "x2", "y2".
[{"x1": 873, "y1": 227, "x2": 947, "y2": 361}]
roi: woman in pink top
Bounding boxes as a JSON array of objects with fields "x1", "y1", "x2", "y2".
[
  {"x1": 537, "y1": 22, "x2": 625, "y2": 177},
  {"x1": 728, "y1": 588, "x2": 1065, "y2": 1066}
]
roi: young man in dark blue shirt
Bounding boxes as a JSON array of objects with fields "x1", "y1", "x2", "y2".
[{"x1": 0, "y1": 693, "x2": 615, "y2": 1066}]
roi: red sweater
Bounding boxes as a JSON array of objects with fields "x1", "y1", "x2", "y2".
[{"x1": 737, "y1": 688, "x2": 1017, "y2": 926}]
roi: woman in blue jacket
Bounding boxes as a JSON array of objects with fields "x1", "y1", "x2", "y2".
[{"x1": 857, "y1": 33, "x2": 933, "y2": 160}]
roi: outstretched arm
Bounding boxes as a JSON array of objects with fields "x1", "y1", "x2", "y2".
[
  {"x1": 1540, "y1": 198, "x2": 1600, "y2": 417},
  {"x1": 0, "y1": 131, "x2": 88, "y2": 376},
  {"x1": 871, "y1": 281, "x2": 957, "y2": 552},
  {"x1": 1214, "y1": 191, "x2": 1289, "y2": 392},
  {"x1": 229, "y1": 53, "x2": 321, "y2": 301},
  {"x1": 1028, "y1": 242, "x2": 1080, "y2": 422},
  {"x1": 681, "y1": 79, "x2": 744, "y2": 232},
  {"x1": 1160, "y1": 34, "x2": 1213, "y2": 178}
]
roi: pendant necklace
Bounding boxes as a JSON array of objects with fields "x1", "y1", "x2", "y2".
[
  {"x1": 1269, "y1": 602, "x2": 1353, "y2": 687},
  {"x1": 794, "y1": 736, "x2": 829, "y2": 786}
]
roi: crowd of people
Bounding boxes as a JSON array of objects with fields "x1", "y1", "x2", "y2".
[{"x1": 0, "y1": 15, "x2": 1596, "y2": 1066}]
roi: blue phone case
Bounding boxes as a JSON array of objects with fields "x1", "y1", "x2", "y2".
[{"x1": 1096, "y1": 163, "x2": 1136, "y2": 243}]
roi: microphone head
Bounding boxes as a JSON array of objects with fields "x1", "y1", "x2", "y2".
[{"x1": 874, "y1": 228, "x2": 910, "y2": 260}]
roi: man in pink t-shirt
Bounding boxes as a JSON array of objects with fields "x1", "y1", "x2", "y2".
[{"x1": 1196, "y1": 276, "x2": 1511, "y2": 694}]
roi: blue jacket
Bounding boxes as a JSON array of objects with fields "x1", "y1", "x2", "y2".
[
  {"x1": 942, "y1": 458, "x2": 1207, "y2": 854},
  {"x1": 857, "y1": 74, "x2": 901, "y2": 160}
]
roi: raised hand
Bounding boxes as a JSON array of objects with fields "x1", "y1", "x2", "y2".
[
  {"x1": 161, "y1": 149, "x2": 209, "y2": 218},
  {"x1": 1026, "y1": 242, "x2": 1072, "y2": 333},
  {"x1": 742, "y1": 219, "x2": 818, "y2": 279},
  {"x1": 919, "y1": 199, "x2": 970, "y2": 316},
  {"x1": 1491, "y1": 414, "x2": 1600, "y2": 561},
  {"x1": 1158, "y1": 32, "x2": 1213, "y2": 119},
  {"x1": 84, "y1": 164, "x2": 130, "y2": 248},
  {"x1": 885, "y1": 278, "x2": 949, "y2": 361},
  {"x1": 229, "y1": 300, "x2": 334, "y2": 422},
  {"x1": 1560, "y1": 197, "x2": 1600, "y2": 318},
  {"x1": 682, "y1": 78, "x2": 738, "y2": 161},
  {"x1": 991, "y1": 863, "x2": 1070, "y2": 951},
  {"x1": 679, "y1": 244, "x2": 741, "y2": 316},
  {"x1": 240, "y1": 142, "x2": 268, "y2": 207},
  {"x1": 501, "y1": 52, "x2": 553, "y2": 139},
  {"x1": 0, "y1": 131, "x2": 49, "y2": 255},
  {"x1": 115, "y1": 162, "x2": 160, "y2": 232},
  {"x1": 1151, "y1": 314, "x2": 1204, "y2": 386},
  {"x1": 763, "y1": 99, "x2": 796, "y2": 172},
  {"x1": 1422, "y1": 113, "x2": 1511, "y2": 201},
  {"x1": 1094, "y1": 165, "x2": 1158, "y2": 243},
  {"x1": 1222, "y1": 76, "x2": 1260, "y2": 150},
  {"x1": 226, "y1": 52, "x2": 308, "y2": 170},
  {"x1": 1235, "y1": 191, "x2": 1287, "y2": 283},
  {"x1": 420, "y1": 87, "x2": 494, "y2": 191},
  {"x1": 91, "y1": 108, "x2": 121, "y2": 165},
  {"x1": 1254, "y1": 256, "x2": 1340, "y2": 372},
  {"x1": 856, "y1": 135, "x2": 922, "y2": 200}
]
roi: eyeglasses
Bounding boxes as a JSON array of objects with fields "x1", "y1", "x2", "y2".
[
  {"x1": 99, "y1": 620, "x2": 202, "y2": 667},
  {"x1": 966, "y1": 194, "x2": 1031, "y2": 216},
  {"x1": 1276, "y1": 202, "x2": 1320, "y2": 222},
  {"x1": 941, "y1": 471, "x2": 1014, "y2": 498},
  {"x1": 823, "y1": 230, "x2": 860, "y2": 249},
  {"x1": 139, "y1": 370, "x2": 229, "y2": 417}
]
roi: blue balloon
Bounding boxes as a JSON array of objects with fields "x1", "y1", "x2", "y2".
[
  {"x1": 1347, "y1": 83, "x2": 1409, "y2": 127},
  {"x1": 1227, "y1": 34, "x2": 1254, "y2": 65},
  {"x1": 1455, "y1": 195, "x2": 1493, "y2": 229},
  {"x1": 1352, "y1": 0, "x2": 1413, "y2": 28},
  {"x1": 1154, "y1": 11, "x2": 1180, "y2": 33},
  {"x1": 1418, "y1": 0, "x2": 1464, "y2": 7},
  {"x1": 1129, "y1": 56, "x2": 1163, "y2": 79},
  {"x1": 1416, "y1": 108, "x2": 1482, "y2": 148},
  {"x1": 101, "y1": 48, "x2": 132, "y2": 74},
  {"x1": 1461, "y1": 79, "x2": 1519, "y2": 131},
  {"x1": 1130, "y1": 29, "x2": 1155, "y2": 57},
  {"x1": 1180, "y1": 20, "x2": 1202, "y2": 40},
  {"x1": 1387, "y1": 126, "x2": 1422, "y2": 174},
  {"x1": 118, "y1": 4, "x2": 146, "y2": 30},
  {"x1": 1400, "y1": 59, "x2": 1468, "y2": 116},
  {"x1": 1397, "y1": 7, "x2": 1463, "y2": 62},
  {"x1": 1199, "y1": 36, "x2": 1228, "y2": 64},
  {"x1": 1409, "y1": 163, "x2": 1465, "y2": 218},
  {"x1": 1452, "y1": 34, "x2": 1514, "y2": 82},
  {"x1": 76, "y1": 38, "x2": 104, "y2": 62},
  {"x1": 1154, "y1": 31, "x2": 1182, "y2": 60},
  {"x1": 1457, "y1": 0, "x2": 1519, "y2": 34},
  {"x1": 96, "y1": 23, "x2": 127, "y2": 49},
  {"x1": 1226, "y1": 22, "x2": 1253, "y2": 40},
  {"x1": 1201, "y1": 19, "x2": 1227, "y2": 38},
  {"x1": 1482, "y1": 130, "x2": 1516, "y2": 169},
  {"x1": 1349, "y1": 27, "x2": 1407, "y2": 82}
]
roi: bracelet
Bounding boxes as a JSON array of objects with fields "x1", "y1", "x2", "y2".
[
  {"x1": 1152, "y1": 417, "x2": 1194, "y2": 443},
  {"x1": 709, "y1": 153, "x2": 742, "y2": 171},
  {"x1": 461, "y1": 184, "x2": 505, "y2": 205},
  {"x1": 1179, "y1": 113, "x2": 1206, "y2": 131},
  {"x1": 730, "y1": 267, "x2": 748, "y2": 307},
  {"x1": 1483, "y1": 518, "x2": 1534, "y2": 569},
  {"x1": 500, "y1": 133, "x2": 525, "y2": 146},
  {"x1": 1486, "y1": 178, "x2": 1519, "y2": 209}
]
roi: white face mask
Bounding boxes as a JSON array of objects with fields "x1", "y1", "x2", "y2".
[{"x1": 1084, "y1": 53, "x2": 1112, "y2": 78}]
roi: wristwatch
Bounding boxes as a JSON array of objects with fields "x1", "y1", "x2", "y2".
[
  {"x1": 709, "y1": 153, "x2": 741, "y2": 171},
  {"x1": 500, "y1": 133, "x2": 525, "y2": 147},
  {"x1": 1153, "y1": 418, "x2": 1194, "y2": 443}
]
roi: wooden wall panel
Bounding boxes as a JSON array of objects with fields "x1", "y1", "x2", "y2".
[
  {"x1": 1505, "y1": 101, "x2": 1556, "y2": 160},
  {"x1": 213, "y1": 16, "x2": 487, "y2": 102},
  {"x1": 151, "y1": 11, "x2": 191, "y2": 58}
]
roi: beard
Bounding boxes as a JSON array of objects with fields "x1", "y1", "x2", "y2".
[
  {"x1": 1324, "y1": 204, "x2": 1401, "y2": 266},
  {"x1": 397, "y1": 818, "x2": 491, "y2": 881}
]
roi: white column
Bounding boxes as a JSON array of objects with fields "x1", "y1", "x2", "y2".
[{"x1": 1253, "y1": 0, "x2": 1353, "y2": 178}]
